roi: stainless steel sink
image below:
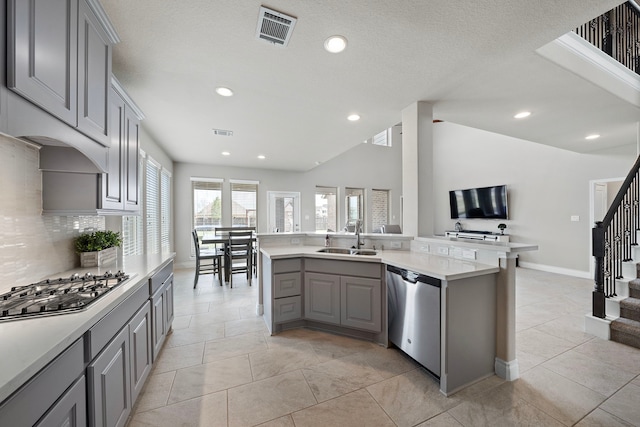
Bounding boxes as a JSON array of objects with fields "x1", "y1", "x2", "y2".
[{"x1": 316, "y1": 248, "x2": 377, "y2": 256}]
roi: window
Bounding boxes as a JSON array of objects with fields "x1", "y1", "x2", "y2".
[
  {"x1": 315, "y1": 186, "x2": 337, "y2": 232},
  {"x1": 121, "y1": 151, "x2": 171, "y2": 256},
  {"x1": 372, "y1": 127, "x2": 393, "y2": 147},
  {"x1": 192, "y1": 178, "x2": 223, "y2": 231},
  {"x1": 161, "y1": 169, "x2": 171, "y2": 253},
  {"x1": 371, "y1": 189, "x2": 390, "y2": 232},
  {"x1": 231, "y1": 180, "x2": 258, "y2": 227},
  {"x1": 146, "y1": 157, "x2": 160, "y2": 254},
  {"x1": 345, "y1": 187, "x2": 364, "y2": 231}
]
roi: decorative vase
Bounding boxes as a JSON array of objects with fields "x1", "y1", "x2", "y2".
[{"x1": 79, "y1": 246, "x2": 118, "y2": 268}]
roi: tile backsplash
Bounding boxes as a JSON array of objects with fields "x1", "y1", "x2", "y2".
[{"x1": 0, "y1": 135, "x2": 104, "y2": 293}]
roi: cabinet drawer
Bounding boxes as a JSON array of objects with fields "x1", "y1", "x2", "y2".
[
  {"x1": 273, "y1": 258, "x2": 302, "y2": 274},
  {"x1": 0, "y1": 338, "x2": 85, "y2": 427},
  {"x1": 274, "y1": 296, "x2": 302, "y2": 323},
  {"x1": 150, "y1": 261, "x2": 174, "y2": 294},
  {"x1": 305, "y1": 259, "x2": 381, "y2": 279},
  {"x1": 274, "y1": 272, "x2": 301, "y2": 298},
  {"x1": 86, "y1": 282, "x2": 149, "y2": 360}
]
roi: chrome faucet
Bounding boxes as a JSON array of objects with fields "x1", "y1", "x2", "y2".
[{"x1": 355, "y1": 219, "x2": 364, "y2": 249}]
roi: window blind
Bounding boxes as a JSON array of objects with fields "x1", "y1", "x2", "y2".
[
  {"x1": 231, "y1": 182, "x2": 257, "y2": 227},
  {"x1": 161, "y1": 169, "x2": 171, "y2": 253},
  {"x1": 146, "y1": 158, "x2": 160, "y2": 254}
]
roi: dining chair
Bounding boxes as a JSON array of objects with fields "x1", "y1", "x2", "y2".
[
  {"x1": 225, "y1": 230, "x2": 254, "y2": 288},
  {"x1": 191, "y1": 230, "x2": 224, "y2": 288}
]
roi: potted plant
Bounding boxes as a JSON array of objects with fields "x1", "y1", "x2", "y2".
[{"x1": 75, "y1": 230, "x2": 122, "y2": 267}]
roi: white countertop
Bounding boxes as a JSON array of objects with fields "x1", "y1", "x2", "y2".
[
  {"x1": 259, "y1": 246, "x2": 499, "y2": 281},
  {"x1": 419, "y1": 235, "x2": 538, "y2": 254},
  {"x1": 0, "y1": 252, "x2": 175, "y2": 404}
]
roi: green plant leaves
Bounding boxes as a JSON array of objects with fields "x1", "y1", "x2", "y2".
[{"x1": 75, "y1": 230, "x2": 122, "y2": 253}]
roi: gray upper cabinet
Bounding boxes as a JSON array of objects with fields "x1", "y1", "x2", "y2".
[
  {"x1": 102, "y1": 80, "x2": 142, "y2": 212},
  {"x1": 124, "y1": 98, "x2": 141, "y2": 210},
  {"x1": 7, "y1": 0, "x2": 119, "y2": 147},
  {"x1": 77, "y1": 0, "x2": 112, "y2": 145},
  {"x1": 7, "y1": 0, "x2": 79, "y2": 126}
]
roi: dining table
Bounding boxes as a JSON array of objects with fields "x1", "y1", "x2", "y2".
[{"x1": 201, "y1": 228, "x2": 256, "y2": 282}]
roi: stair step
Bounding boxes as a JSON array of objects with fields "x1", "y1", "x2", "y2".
[
  {"x1": 620, "y1": 297, "x2": 640, "y2": 322},
  {"x1": 630, "y1": 279, "x2": 640, "y2": 299},
  {"x1": 611, "y1": 317, "x2": 640, "y2": 349}
]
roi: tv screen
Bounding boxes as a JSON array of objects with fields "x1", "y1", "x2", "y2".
[{"x1": 449, "y1": 185, "x2": 508, "y2": 219}]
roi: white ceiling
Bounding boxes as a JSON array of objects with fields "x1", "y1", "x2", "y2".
[{"x1": 100, "y1": 0, "x2": 635, "y2": 172}]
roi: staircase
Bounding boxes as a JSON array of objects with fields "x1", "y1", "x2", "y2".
[
  {"x1": 610, "y1": 271, "x2": 640, "y2": 348},
  {"x1": 592, "y1": 154, "x2": 640, "y2": 349}
]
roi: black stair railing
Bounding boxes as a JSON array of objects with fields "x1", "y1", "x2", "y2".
[
  {"x1": 593, "y1": 154, "x2": 640, "y2": 318},
  {"x1": 575, "y1": 1, "x2": 640, "y2": 75}
]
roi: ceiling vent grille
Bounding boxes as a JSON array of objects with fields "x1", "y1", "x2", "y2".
[
  {"x1": 255, "y1": 6, "x2": 297, "y2": 47},
  {"x1": 213, "y1": 129, "x2": 233, "y2": 136}
]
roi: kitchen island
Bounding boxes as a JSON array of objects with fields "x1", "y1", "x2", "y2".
[
  {"x1": 259, "y1": 245, "x2": 500, "y2": 395},
  {"x1": 0, "y1": 252, "x2": 175, "y2": 426}
]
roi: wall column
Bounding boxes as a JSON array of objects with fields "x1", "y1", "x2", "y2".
[
  {"x1": 494, "y1": 253, "x2": 519, "y2": 381},
  {"x1": 401, "y1": 101, "x2": 433, "y2": 236}
]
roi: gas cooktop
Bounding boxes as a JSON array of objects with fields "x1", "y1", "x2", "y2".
[{"x1": 0, "y1": 271, "x2": 130, "y2": 322}]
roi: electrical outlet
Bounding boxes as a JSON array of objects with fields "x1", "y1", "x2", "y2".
[
  {"x1": 420, "y1": 245, "x2": 430, "y2": 252},
  {"x1": 462, "y1": 249, "x2": 476, "y2": 260},
  {"x1": 290, "y1": 238, "x2": 300, "y2": 244},
  {"x1": 437, "y1": 246, "x2": 449, "y2": 255},
  {"x1": 571, "y1": 215, "x2": 580, "y2": 222},
  {"x1": 390, "y1": 241, "x2": 401, "y2": 249}
]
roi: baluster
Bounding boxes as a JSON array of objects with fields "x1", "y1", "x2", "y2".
[{"x1": 593, "y1": 221, "x2": 606, "y2": 318}]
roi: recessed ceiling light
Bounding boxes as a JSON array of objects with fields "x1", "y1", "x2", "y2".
[
  {"x1": 324, "y1": 35, "x2": 347, "y2": 53},
  {"x1": 347, "y1": 114, "x2": 360, "y2": 121},
  {"x1": 222, "y1": 151, "x2": 230, "y2": 156},
  {"x1": 585, "y1": 134, "x2": 600, "y2": 140},
  {"x1": 514, "y1": 111, "x2": 531, "y2": 119},
  {"x1": 215, "y1": 87, "x2": 234, "y2": 97},
  {"x1": 258, "y1": 155, "x2": 266, "y2": 159}
]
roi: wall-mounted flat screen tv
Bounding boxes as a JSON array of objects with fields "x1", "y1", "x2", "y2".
[{"x1": 449, "y1": 185, "x2": 508, "y2": 219}]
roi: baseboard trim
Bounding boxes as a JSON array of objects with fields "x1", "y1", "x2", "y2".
[
  {"x1": 518, "y1": 261, "x2": 590, "y2": 279},
  {"x1": 584, "y1": 313, "x2": 612, "y2": 340},
  {"x1": 494, "y1": 357, "x2": 519, "y2": 381}
]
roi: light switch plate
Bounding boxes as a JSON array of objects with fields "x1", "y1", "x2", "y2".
[
  {"x1": 420, "y1": 245, "x2": 430, "y2": 252},
  {"x1": 571, "y1": 215, "x2": 580, "y2": 222},
  {"x1": 290, "y1": 238, "x2": 300, "y2": 244},
  {"x1": 390, "y1": 241, "x2": 401, "y2": 249},
  {"x1": 437, "y1": 246, "x2": 449, "y2": 255}
]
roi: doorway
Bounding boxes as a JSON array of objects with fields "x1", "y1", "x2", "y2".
[{"x1": 267, "y1": 191, "x2": 300, "y2": 233}]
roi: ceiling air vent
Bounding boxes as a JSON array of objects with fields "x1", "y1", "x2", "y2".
[
  {"x1": 212, "y1": 129, "x2": 233, "y2": 136},
  {"x1": 255, "y1": 6, "x2": 297, "y2": 47}
]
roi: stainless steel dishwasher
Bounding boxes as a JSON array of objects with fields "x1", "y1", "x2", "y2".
[{"x1": 387, "y1": 265, "x2": 441, "y2": 377}]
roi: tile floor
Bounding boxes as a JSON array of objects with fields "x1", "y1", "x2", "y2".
[{"x1": 126, "y1": 267, "x2": 640, "y2": 427}]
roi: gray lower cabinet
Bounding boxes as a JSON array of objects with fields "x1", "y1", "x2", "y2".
[
  {"x1": 129, "y1": 302, "x2": 153, "y2": 404},
  {"x1": 0, "y1": 338, "x2": 86, "y2": 427},
  {"x1": 36, "y1": 376, "x2": 87, "y2": 427},
  {"x1": 150, "y1": 265, "x2": 174, "y2": 361},
  {"x1": 88, "y1": 325, "x2": 132, "y2": 427},
  {"x1": 304, "y1": 272, "x2": 340, "y2": 325},
  {"x1": 304, "y1": 259, "x2": 383, "y2": 333},
  {"x1": 152, "y1": 287, "x2": 167, "y2": 359},
  {"x1": 340, "y1": 276, "x2": 381, "y2": 332}
]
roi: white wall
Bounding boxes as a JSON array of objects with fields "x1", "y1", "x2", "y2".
[
  {"x1": 173, "y1": 141, "x2": 402, "y2": 265},
  {"x1": 432, "y1": 122, "x2": 635, "y2": 274},
  {"x1": 0, "y1": 135, "x2": 105, "y2": 293}
]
